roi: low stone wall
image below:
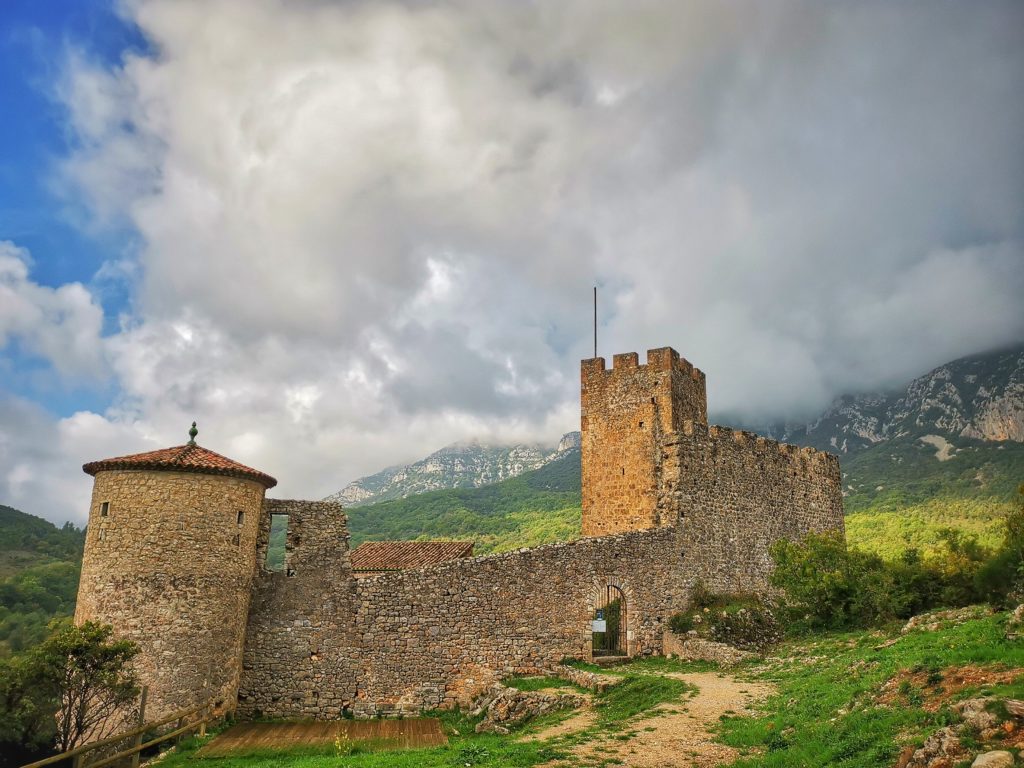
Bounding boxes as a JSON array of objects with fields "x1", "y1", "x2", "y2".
[{"x1": 663, "y1": 630, "x2": 756, "y2": 665}]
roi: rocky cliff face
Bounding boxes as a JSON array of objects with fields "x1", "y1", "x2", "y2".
[
  {"x1": 773, "y1": 345, "x2": 1024, "y2": 454},
  {"x1": 325, "y1": 432, "x2": 582, "y2": 507}
]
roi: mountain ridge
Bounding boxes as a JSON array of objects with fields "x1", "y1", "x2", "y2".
[
  {"x1": 325, "y1": 431, "x2": 581, "y2": 507},
  {"x1": 330, "y1": 344, "x2": 1023, "y2": 510},
  {"x1": 760, "y1": 343, "x2": 1024, "y2": 454}
]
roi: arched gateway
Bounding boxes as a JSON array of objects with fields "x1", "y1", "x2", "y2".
[{"x1": 592, "y1": 581, "x2": 628, "y2": 658}]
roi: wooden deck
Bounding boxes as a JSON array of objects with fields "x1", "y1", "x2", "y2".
[{"x1": 196, "y1": 719, "x2": 447, "y2": 757}]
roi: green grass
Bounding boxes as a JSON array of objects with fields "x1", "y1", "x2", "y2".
[
  {"x1": 716, "y1": 611, "x2": 1024, "y2": 767},
  {"x1": 155, "y1": 663, "x2": 693, "y2": 768},
  {"x1": 591, "y1": 674, "x2": 691, "y2": 730},
  {"x1": 158, "y1": 712, "x2": 566, "y2": 768}
]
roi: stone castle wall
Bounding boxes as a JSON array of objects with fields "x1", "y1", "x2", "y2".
[
  {"x1": 238, "y1": 500, "x2": 358, "y2": 719},
  {"x1": 351, "y1": 525, "x2": 685, "y2": 715},
  {"x1": 581, "y1": 348, "x2": 707, "y2": 537},
  {"x1": 238, "y1": 511, "x2": 686, "y2": 719},
  {"x1": 76, "y1": 346, "x2": 846, "y2": 722},
  {"x1": 659, "y1": 422, "x2": 845, "y2": 594},
  {"x1": 75, "y1": 470, "x2": 266, "y2": 719}
]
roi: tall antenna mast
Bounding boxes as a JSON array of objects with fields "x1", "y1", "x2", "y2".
[{"x1": 593, "y1": 286, "x2": 598, "y2": 358}]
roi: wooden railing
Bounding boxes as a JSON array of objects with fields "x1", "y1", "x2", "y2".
[{"x1": 21, "y1": 689, "x2": 228, "y2": 768}]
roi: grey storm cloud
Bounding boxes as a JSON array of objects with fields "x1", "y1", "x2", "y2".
[{"x1": 2, "y1": 0, "x2": 1023, "y2": 524}]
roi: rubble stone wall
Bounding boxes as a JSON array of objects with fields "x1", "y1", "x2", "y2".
[
  {"x1": 74, "y1": 469, "x2": 266, "y2": 720},
  {"x1": 238, "y1": 515, "x2": 686, "y2": 718},
  {"x1": 659, "y1": 421, "x2": 845, "y2": 594},
  {"x1": 352, "y1": 524, "x2": 686, "y2": 715},
  {"x1": 237, "y1": 500, "x2": 359, "y2": 719}
]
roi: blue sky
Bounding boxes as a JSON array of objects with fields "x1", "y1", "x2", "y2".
[
  {"x1": 1, "y1": 0, "x2": 1022, "y2": 524},
  {"x1": 1, "y1": 1, "x2": 145, "y2": 414}
]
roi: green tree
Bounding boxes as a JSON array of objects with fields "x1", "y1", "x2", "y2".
[{"x1": 0, "y1": 620, "x2": 140, "y2": 757}]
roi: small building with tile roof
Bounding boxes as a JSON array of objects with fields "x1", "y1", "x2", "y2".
[{"x1": 349, "y1": 540, "x2": 474, "y2": 576}]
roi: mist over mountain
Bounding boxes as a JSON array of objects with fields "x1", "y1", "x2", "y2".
[{"x1": 753, "y1": 344, "x2": 1024, "y2": 455}]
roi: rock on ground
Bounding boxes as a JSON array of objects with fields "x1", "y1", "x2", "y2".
[
  {"x1": 474, "y1": 685, "x2": 586, "y2": 735},
  {"x1": 972, "y1": 751, "x2": 1015, "y2": 768}
]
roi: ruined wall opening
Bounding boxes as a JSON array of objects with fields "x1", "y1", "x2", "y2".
[{"x1": 265, "y1": 513, "x2": 288, "y2": 571}]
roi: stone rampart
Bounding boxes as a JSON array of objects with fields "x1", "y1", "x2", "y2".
[
  {"x1": 658, "y1": 421, "x2": 844, "y2": 594},
  {"x1": 352, "y1": 524, "x2": 685, "y2": 714},
  {"x1": 239, "y1": 515, "x2": 686, "y2": 718}
]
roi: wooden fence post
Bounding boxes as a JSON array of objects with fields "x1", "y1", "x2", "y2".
[{"x1": 130, "y1": 686, "x2": 148, "y2": 768}]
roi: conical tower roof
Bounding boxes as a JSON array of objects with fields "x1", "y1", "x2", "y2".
[{"x1": 83, "y1": 426, "x2": 277, "y2": 489}]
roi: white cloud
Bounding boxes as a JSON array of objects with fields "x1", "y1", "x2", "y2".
[
  {"x1": 2, "y1": 0, "x2": 1023, "y2": 524},
  {"x1": 0, "y1": 241, "x2": 106, "y2": 379}
]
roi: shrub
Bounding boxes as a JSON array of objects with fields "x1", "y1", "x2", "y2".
[
  {"x1": 770, "y1": 490, "x2": 1024, "y2": 631},
  {"x1": 669, "y1": 591, "x2": 782, "y2": 652},
  {"x1": 976, "y1": 485, "x2": 1024, "y2": 608},
  {"x1": 668, "y1": 612, "x2": 694, "y2": 634},
  {"x1": 708, "y1": 602, "x2": 783, "y2": 652}
]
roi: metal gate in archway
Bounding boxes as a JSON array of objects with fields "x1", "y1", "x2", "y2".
[{"x1": 592, "y1": 584, "x2": 627, "y2": 657}]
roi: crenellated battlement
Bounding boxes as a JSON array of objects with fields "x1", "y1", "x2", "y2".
[
  {"x1": 674, "y1": 421, "x2": 839, "y2": 469},
  {"x1": 583, "y1": 347, "x2": 704, "y2": 381}
]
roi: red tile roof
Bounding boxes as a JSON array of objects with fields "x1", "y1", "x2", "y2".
[
  {"x1": 83, "y1": 444, "x2": 277, "y2": 489},
  {"x1": 350, "y1": 540, "x2": 474, "y2": 571}
]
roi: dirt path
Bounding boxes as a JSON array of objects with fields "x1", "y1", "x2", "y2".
[{"x1": 543, "y1": 671, "x2": 773, "y2": 768}]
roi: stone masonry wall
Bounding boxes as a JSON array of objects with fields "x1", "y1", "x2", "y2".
[
  {"x1": 581, "y1": 348, "x2": 707, "y2": 537},
  {"x1": 237, "y1": 500, "x2": 358, "y2": 718},
  {"x1": 75, "y1": 469, "x2": 266, "y2": 720},
  {"x1": 239, "y1": 519, "x2": 686, "y2": 718},
  {"x1": 658, "y1": 422, "x2": 845, "y2": 594},
  {"x1": 351, "y1": 525, "x2": 686, "y2": 716}
]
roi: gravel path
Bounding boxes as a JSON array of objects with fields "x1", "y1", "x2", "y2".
[{"x1": 544, "y1": 671, "x2": 773, "y2": 768}]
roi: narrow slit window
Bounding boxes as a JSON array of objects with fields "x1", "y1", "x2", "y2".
[
  {"x1": 236, "y1": 510, "x2": 245, "y2": 526},
  {"x1": 100, "y1": 501, "x2": 110, "y2": 517},
  {"x1": 266, "y1": 513, "x2": 288, "y2": 571},
  {"x1": 232, "y1": 533, "x2": 240, "y2": 547},
  {"x1": 638, "y1": 421, "x2": 644, "y2": 428}
]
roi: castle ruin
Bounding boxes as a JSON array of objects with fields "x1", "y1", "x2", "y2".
[{"x1": 74, "y1": 347, "x2": 844, "y2": 721}]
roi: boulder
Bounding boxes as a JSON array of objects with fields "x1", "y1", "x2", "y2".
[
  {"x1": 971, "y1": 751, "x2": 1015, "y2": 768},
  {"x1": 953, "y1": 698, "x2": 999, "y2": 732},
  {"x1": 474, "y1": 685, "x2": 586, "y2": 734},
  {"x1": 904, "y1": 726, "x2": 966, "y2": 768}
]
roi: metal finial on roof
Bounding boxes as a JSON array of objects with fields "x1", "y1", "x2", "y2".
[{"x1": 188, "y1": 422, "x2": 198, "y2": 446}]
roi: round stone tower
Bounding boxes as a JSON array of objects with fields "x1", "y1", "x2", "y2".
[{"x1": 76, "y1": 424, "x2": 276, "y2": 719}]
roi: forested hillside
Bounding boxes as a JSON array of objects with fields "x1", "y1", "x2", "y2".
[
  {"x1": 0, "y1": 505, "x2": 84, "y2": 654},
  {"x1": 345, "y1": 449, "x2": 582, "y2": 553}
]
